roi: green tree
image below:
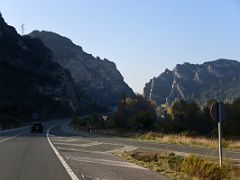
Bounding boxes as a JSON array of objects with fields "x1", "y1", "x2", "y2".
[
  {"x1": 114, "y1": 94, "x2": 157, "y2": 130},
  {"x1": 223, "y1": 99, "x2": 240, "y2": 137},
  {"x1": 166, "y1": 100, "x2": 213, "y2": 135},
  {"x1": 131, "y1": 112, "x2": 156, "y2": 130}
]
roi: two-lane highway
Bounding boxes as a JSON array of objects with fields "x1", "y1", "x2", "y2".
[
  {"x1": 49, "y1": 124, "x2": 166, "y2": 180},
  {"x1": 2, "y1": 119, "x2": 239, "y2": 180},
  {"x1": 0, "y1": 121, "x2": 167, "y2": 180},
  {"x1": 0, "y1": 122, "x2": 72, "y2": 180}
]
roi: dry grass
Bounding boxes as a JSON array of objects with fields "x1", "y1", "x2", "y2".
[
  {"x1": 115, "y1": 151, "x2": 240, "y2": 180},
  {"x1": 134, "y1": 132, "x2": 240, "y2": 150}
]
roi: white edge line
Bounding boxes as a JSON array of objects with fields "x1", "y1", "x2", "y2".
[
  {"x1": 0, "y1": 132, "x2": 24, "y2": 143},
  {"x1": 46, "y1": 124, "x2": 79, "y2": 180}
]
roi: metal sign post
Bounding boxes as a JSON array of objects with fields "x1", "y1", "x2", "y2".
[
  {"x1": 218, "y1": 103, "x2": 222, "y2": 167},
  {"x1": 101, "y1": 115, "x2": 108, "y2": 130},
  {"x1": 210, "y1": 101, "x2": 225, "y2": 167}
]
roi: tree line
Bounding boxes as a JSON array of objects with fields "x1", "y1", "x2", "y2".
[
  {"x1": 71, "y1": 94, "x2": 240, "y2": 138},
  {"x1": 107, "y1": 95, "x2": 240, "y2": 137}
]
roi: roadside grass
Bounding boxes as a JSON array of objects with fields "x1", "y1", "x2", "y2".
[
  {"x1": 133, "y1": 132, "x2": 240, "y2": 151},
  {"x1": 115, "y1": 151, "x2": 240, "y2": 180}
]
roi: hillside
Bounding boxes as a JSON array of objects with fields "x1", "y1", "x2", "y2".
[
  {"x1": 0, "y1": 12, "x2": 78, "y2": 126},
  {"x1": 144, "y1": 59, "x2": 240, "y2": 104},
  {"x1": 28, "y1": 31, "x2": 134, "y2": 106}
]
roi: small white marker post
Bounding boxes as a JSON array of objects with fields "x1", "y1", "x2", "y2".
[
  {"x1": 210, "y1": 101, "x2": 225, "y2": 168},
  {"x1": 89, "y1": 125, "x2": 92, "y2": 133},
  {"x1": 218, "y1": 102, "x2": 222, "y2": 167}
]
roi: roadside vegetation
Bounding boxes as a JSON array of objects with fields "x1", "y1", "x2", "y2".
[
  {"x1": 70, "y1": 95, "x2": 240, "y2": 178},
  {"x1": 135, "y1": 132, "x2": 240, "y2": 150},
  {"x1": 71, "y1": 94, "x2": 240, "y2": 149},
  {"x1": 115, "y1": 151, "x2": 240, "y2": 179}
]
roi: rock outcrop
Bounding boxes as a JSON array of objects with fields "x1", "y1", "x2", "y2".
[
  {"x1": 144, "y1": 59, "x2": 240, "y2": 104},
  {"x1": 0, "y1": 12, "x2": 78, "y2": 121},
  {"x1": 28, "y1": 31, "x2": 134, "y2": 106}
]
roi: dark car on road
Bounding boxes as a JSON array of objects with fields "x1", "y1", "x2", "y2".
[{"x1": 31, "y1": 122, "x2": 44, "y2": 133}]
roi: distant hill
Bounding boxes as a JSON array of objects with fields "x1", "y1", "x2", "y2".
[
  {"x1": 0, "y1": 12, "x2": 78, "y2": 125},
  {"x1": 28, "y1": 31, "x2": 134, "y2": 106},
  {"x1": 144, "y1": 59, "x2": 240, "y2": 104}
]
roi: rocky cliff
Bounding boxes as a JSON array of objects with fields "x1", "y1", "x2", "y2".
[
  {"x1": 28, "y1": 31, "x2": 134, "y2": 106},
  {"x1": 144, "y1": 59, "x2": 240, "y2": 104},
  {"x1": 0, "y1": 12, "x2": 78, "y2": 123}
]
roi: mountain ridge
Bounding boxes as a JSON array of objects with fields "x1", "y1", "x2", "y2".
[
  {"x1": 144, "y1": 59, "x2": 240, "y2": 104},
  {"x1": 28, "y1": 30, "x2": 134, "y2": 106},
  {"x1": 0, "y1": 12, "x2": 79, "y2": 124}
]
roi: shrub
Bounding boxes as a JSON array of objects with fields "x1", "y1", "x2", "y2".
[
  {"x1": 181, "y1": 155, "x2": 229, "y2": 179},
  {"x1": 120, "y1": 152, "x2": 237, "y2": 179}
]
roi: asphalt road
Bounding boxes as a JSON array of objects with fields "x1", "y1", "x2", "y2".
[
  {"x1": 1, "y1": 120, "x2": 239, "y2": 180},
  {"x1": 0, "y1": 121, "x2": 167, "y2": 180},
  {"x1": 50, "y1": 124, "x2": 166, "y2": 180},
  {"x1": 0, "y1": 121, "x2": 72, "y2": 180},
  {"x1": 60, "y1": 121, "x2": 240, "y2": 162}
]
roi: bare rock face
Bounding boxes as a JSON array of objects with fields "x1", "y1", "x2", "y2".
[
  {"x1": 28, "y1": 31, "x2": 134, "y2": 106},
  {"x1": 0, "y1": 12, "x2": 78, "y2": 118},
  {"x1": 144, "y1": 59, "x2": 240, "y2": 104}
]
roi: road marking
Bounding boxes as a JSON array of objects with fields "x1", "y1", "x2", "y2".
[
  {"x1": 48, "y1": 134, "x2": 56, "y2": 137},
  {"x1": 107, "y1": 146, "x2": 138, "y2": 153},
  {"x1": 52, "y1": 135, "x2": 133, "y2": 148},
  {"x1": 50, "y1": 135, "x2": 79, "y2": 139},
  {"x1": 0, "y1": 132, "x2": 24, "y2": 143},
  {"x1": 57, "y1": 147, "x2": 110, "y2": 155},
  {"x1": 52, "y1": 138, "x2": 79, "y2": 142},
  {"x1": 77, "y1": 137, "x2": 100, "y2": 143},
  {"x1": 66, "y1": 155, "x2": 147, "y2": 170},
  {"x1": 81, "y1": 174, "x2": 109, "y2": 180},
  {"x1": 47, "y1": 125, "x2": 79, "y2": 180},
  {"x1": 72, "y1": 136, "x2": 136, "y2": 147},
  {"x1": 54, "y1": 142, "x2": 103, "y2": 147}
]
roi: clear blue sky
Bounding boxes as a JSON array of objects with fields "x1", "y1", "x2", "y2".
[{"x1": 1, "y1": 0, "x2": 240, "y2": 93}]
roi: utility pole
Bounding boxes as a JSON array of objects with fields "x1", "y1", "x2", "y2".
[{"x1": 20, "y1": 24, "x2": 25, "y2": 35}]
